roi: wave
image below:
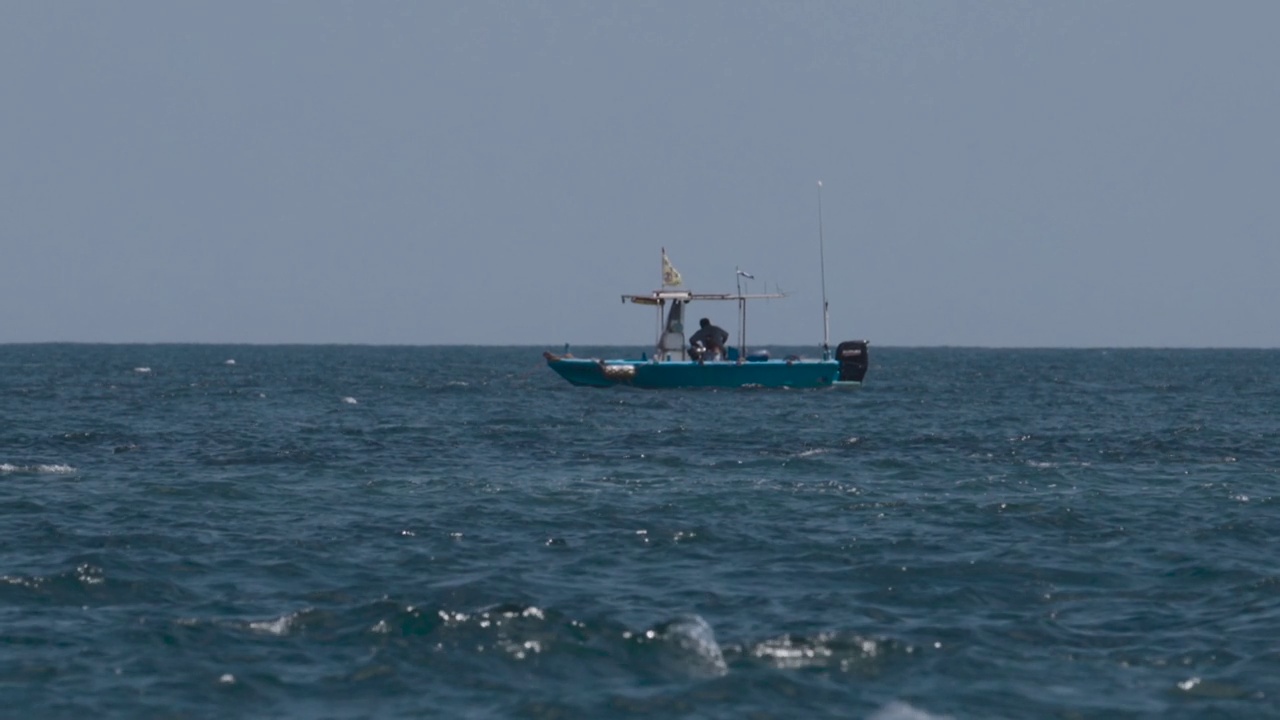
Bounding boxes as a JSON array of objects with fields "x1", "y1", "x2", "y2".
[
  {"x1": 0, "y1": 563, "x2": 195, "y2": 606},
  {"x1": 869, "y1": 701, "x2": 953, "y2": 720},
  {"x1": 0, "y1": 462, "x2": 77, "y2": 474},
  {"x1": 226, "y1": 599, "x2": 919, "y2": 682}
]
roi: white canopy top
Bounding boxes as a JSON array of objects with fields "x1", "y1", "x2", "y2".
[{"x1": 621, "y1": 290, "x2": 785, "y2": 304}]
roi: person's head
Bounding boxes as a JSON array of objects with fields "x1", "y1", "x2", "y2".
[{"x1": 699, "y1": 318, "x2": 710, "y2": 329}]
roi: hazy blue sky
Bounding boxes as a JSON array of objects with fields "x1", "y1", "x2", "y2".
[{"x1": 3, "y1": 1, "x2": 1277, "y2": 347}]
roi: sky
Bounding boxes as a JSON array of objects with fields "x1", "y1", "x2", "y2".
[{"x1": 2, "y1": 1, "x2": 1277, "y2": 347}]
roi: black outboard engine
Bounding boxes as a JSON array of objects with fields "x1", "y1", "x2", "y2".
[{"x1": 836, "y1": 341, "x2": 869, "y2": 382}]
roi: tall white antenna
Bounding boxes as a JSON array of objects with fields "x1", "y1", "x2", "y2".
[{"x1": 817, "y1": 180, "x2": 830, "y2": 358}]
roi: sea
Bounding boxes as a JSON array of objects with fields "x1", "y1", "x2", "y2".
[{"x1": 2, "y1": 344, "x2": 1278, "y2": 719}]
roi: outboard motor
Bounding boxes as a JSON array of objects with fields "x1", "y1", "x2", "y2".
[{"x1": 836, "y1": 340, "x2": 869, "y2": 382}]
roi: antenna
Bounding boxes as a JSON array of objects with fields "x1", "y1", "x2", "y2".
[{"x1": 817, "y1": 180, "x2": 830, "y2": 358}]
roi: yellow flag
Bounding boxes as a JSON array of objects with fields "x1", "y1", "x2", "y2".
[{"x1": 661, "y1": 248, "x2": 683, "y2": 287}]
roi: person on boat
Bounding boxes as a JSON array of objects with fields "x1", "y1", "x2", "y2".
[{"x1": 689, "y1": 318, "x2": 729, "y2": 360}]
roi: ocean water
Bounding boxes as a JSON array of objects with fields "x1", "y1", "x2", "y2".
[{"x1": 2, "y1": 344, "x2": 1278, "y2": 719}]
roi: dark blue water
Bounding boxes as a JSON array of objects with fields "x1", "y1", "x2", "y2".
[{"x1": 2, "y1": 345, "x2": 1278, "y2": 719}]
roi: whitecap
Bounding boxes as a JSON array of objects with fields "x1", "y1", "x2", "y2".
[
  {"x1": 654, "y1": 615, "x2": 727, "y2": 677},
  {"x1": 0, "y1": 463, "x2": 76, "y2": 474},
  {"x1": 868, "y1": 701, "x2": 953, "y2": 720},
  {"x1": 224, "y1": 359, "x2": 236, "y2": 365},
  {"x1": 341, "y1": 396, "x2": 358, "y2": 405},
  {"x1": 1172, "y1": 675, "x2": 1250, "y2": 698},
  {"x1": 134, "y1": 367, "x2": 151, "y2": 373},
  {"x1": 37, "y1": 464, "x2": 76, "y2": 474},
  {"x1": 751, "y1": 634, "x2": 838, "y2": 668},
  {"x1": 750, "y1": 631, "x2": 887, "y2": 670},
  {"x1": 249, "y1": 614, "x2": 295, "y2": 635}
]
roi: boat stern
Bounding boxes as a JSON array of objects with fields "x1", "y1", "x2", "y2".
[{"x1": 835, "y1": 340, "x2": 869, "y2": 383}]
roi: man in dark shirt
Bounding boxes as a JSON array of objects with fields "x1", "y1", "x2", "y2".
[{"x1": 689, "y1": 317, "x2": 729, "y2": 360}]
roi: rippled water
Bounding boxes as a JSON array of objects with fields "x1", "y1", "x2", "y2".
[{"x1": 2, "y1": 345, "x2": 1278, "y2": 718}]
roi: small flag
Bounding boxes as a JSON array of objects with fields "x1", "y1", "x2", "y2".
[
  {"x1": 736, "y1": 270, "x2": 755, "y2": 279},
  {"x1": 661, "y1": 248, "x2": 683, "y2": 287}
]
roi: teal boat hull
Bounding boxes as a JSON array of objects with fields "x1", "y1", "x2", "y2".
[{"x1": 544, "y1": 356, "x2": 854, "y2": 389}]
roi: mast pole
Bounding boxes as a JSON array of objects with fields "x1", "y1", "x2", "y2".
[
  {"x1": 735, "y1": 266, "x2": 745, "y2": 357},
  {"x1": 817, "y1": 181, "x2": 830, "y2": 359},
  {"x1": 740, "y1": 297, "x2": 747, "y2": 360},
  {"x1": 658, "y1": 248, "x2": 665, "y2": 357}
]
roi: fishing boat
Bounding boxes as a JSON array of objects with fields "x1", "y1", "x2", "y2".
[
  {"x1": 541, "y1": 289, "x2": 868, "y2": 389},
  {"x1": 543, "y1": 184, "x2": 869, "y2": 389}
]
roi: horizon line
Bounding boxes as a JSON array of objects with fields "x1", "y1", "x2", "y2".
[{"x1": 1, "y1": 341, "x2": 1278, "y2": 351}]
